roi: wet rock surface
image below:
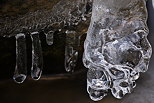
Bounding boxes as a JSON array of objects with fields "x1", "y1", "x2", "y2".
[{"x1": 0, "y1": 0, "x2": 92, "y2": 37}]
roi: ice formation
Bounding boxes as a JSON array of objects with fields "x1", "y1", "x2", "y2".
[
  {"x1": 31, "y1": 32, "x2": 43, "y2": 80},
  {"x1": 0, "y1": 0, "x2": 92, "y2": 82},
  {"x1": 65, "y1": 30, "x2": 81, "y2": 72},
  {"x1": 153, "y1": 0, "x2": 154, "y2": 8},
  {"x1": 45, "y1": 31, "x2": 54, "y2": 46},
  {"x1": 0, "y1": 0, "x2": 92, "y2": 37},
  {"x1": 0, "y1": 0, "x2": 153, "y2": 101},
  {"x1": 83, "y1": 0, "x2": 152, "y2": 101},
  {"x1": 13, "y1": 33, "x2": 27, "y2": 83}
]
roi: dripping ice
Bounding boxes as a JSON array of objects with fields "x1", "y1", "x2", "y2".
[
  {"x1": 31, "y1": 32, "x2": 43, "y2": 80},
  {"x1": 13, "y1": 33, "x2": 27, "y2": 83},
  {"x1": 65, "y1": 30, "x2": 80, "y2": 72},
  {"x1": 0, "y1": 0, "x2": 93, "y2": 84},
  {"x1": 45, "y1": 31, "x2": 54, "y2": 46},
  {"x1": 83, "y1": 0, "x2": 152, "y2": 101},
  {"x1": 13, "y1": 31, "x2": 44, "y2": 82}
]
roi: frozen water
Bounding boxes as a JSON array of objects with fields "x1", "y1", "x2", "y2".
[
  {"x1": 0, "y1": 0, "x2": 92, "y2": 37},
  {"x1": 152, "y1": 0, "x2": 154, "y2": 8},
  {"x1": 65, "y1": 30, "x2": 80, "y2": 72},
  {"x1": 0, "y1": 0, "x2": 92, "y2": 83},
  {"x1": 83, "y1": 0, "x2": 152, "y2": 101},
  {"x1": 45, "y1": 31, "x2": 54, "y2": 45},
  {"x1": 13, "y1": 33, "x2": 27, "y2": 83},
  {"x1": 1, "y1": 1, "x2": 153, "y2": 101},
  {"x1": 31, "y1": 32, "x2": 43, "y2": 80},
  {"x1": 0, "y1": 0, "x2": 92, "y2": 85}
]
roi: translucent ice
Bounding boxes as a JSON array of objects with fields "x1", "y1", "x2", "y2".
[
  {"x1": 152, "y1": 0, "x2": 154, "y2": 8},
  {"x1": 13, "y1": 33, "x2": 27, "y2": 84},
  {"x1": 65, "y1": 30, "x2": 80, "y2": 72},
  {"x1": 31, "y1": 32, "x2": 43, "y2": 80},
  {"x1": 83, "y1": 0, "x2": 152, "y2": 101},
  {"x1": 45, "y1": 31, "x2": 54, "y2": 45}
]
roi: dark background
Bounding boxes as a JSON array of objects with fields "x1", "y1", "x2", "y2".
[{"x1": 0, "y1": 0, "x2": 154, "y2": 103}]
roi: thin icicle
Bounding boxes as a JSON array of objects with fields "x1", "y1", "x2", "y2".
[
  {"x1": 13, "y1": 33, "x2": 27, "y2": 84},
  {"x1": 45, "y1": 30, "x2": 54, "y2": 45},
  {"x1": 64, "y1": 30, "x2": 80, "y2": 72},
  {"x1": 30, "y1": 32, "x2": 43, "y2": 80}
]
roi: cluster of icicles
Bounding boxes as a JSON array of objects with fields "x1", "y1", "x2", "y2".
[{"x1": 14, "y1": 30, "x2": 79, "y2": 83}]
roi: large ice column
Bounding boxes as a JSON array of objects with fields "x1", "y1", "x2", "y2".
[
  {"x1": 83, "y1": 0, "x2": 152, "y2": 101},
  {"x1": 13, "y1": 33, "x2": 27, "y2": 84},
  {"x1": 30, "y1": 32, "x2": 43, "y2": 80}
]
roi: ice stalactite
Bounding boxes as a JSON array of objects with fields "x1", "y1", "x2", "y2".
[
  {"x1": 83, "y1": 0, "x2": 152, "y2": 101},
  {"x1": 0, "y1": 0, "x2": 92, "y2": 83},
  {"x1": 13, "y1": 33, "x2": 27, "y2": 83},
  {"x1": 30, "y1": 32, "x2": 43, "y2": 80},
  {"x1": 45, "y1": 31, "x2": 54, "y2": 45},
  {"x1": 64, "y1": 30, "x2": 80, "y2": 72},
  {"x1": 152, "y1": 0, "x2": 154, "y2": 8}
]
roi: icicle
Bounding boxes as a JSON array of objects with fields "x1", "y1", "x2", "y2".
[
  {"x1": 64, "y1": 30, "x2": 80, "y2": 72},
  {"x1": 45, "y1": 30, "x2": 54, "y2": 45},
  {"x1": 152, "y1": 0, "x2": 154, "y2": 9},
  {"x1": 13, "y1": 33, "x2": 27, "y2": 84},
  {"x1": 30, "y1": 32, "x2": 43, "y2": 80}
]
